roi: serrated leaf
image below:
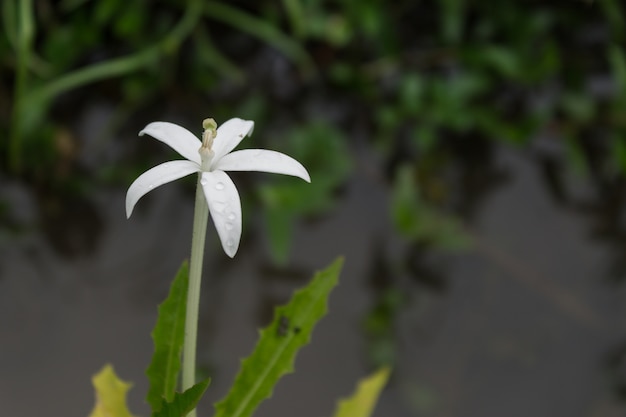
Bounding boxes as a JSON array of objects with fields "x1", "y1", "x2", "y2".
[
  {"x1": 88, "y1": 364, "x2": 136, "y2": 417},
  {"x1": 213, "y1": 257, "x2": 344, "y2": 417},
  {"x1": 146, "y1": 261, "x2": 189, "y2": 411},
  {"x1": 153, "y1": 379, "x2": 210, "y2": 417},
  {"x1": 333, "y1": 367, "x2": 391, "y2": 417}
]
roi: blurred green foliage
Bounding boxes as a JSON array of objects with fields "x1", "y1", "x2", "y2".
[
  {"x1": 362, "y1": 286, "x2": 405, "y2": 367},
  {"x1": 391, "y1": 165, "x2": 467, "y2": 248},
  {"x1": 259, "y1": 122, "x2": 351, "y2": 263},
  {"x1": 2, "y1": 0, "x2": 626, "y2": 260},
  {"x1": 2, "y1": 0, "x2": 626, "y2": 391}
]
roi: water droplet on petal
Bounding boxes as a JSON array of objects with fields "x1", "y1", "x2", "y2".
[
  {"x1": 227, "y1": 212, "x2": 236, "y2": 221},
  {"x1": 215, "y1": 182, "x2": 225, "y2": 190},
  {"x1": 226, "y1": 239, "x2": 234, "y2": 247},
  {"x1": 200, "y1": 177, "x2": 208, "y2": 185},
  {"x1": 148, "y1": 184, "x2": 154, "y2": 189}
]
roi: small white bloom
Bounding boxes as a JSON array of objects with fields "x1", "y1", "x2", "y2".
[{"x1": 126, "y1": 117, "x2": 310, "y2": 257}]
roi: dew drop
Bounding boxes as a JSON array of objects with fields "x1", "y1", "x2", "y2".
[
  {"x1": 227, "y1": 212, "x2": 236, "y2": 221},
  {"x1": 226, "y1": 239, "x2": 234, "y2": 247},
  {"x1": 215, "y1": 182, "x2": 225, "y2": 190},
  {"x1": 148, "y1": 184, "x2": 154, "y2": 189},
  {"x1": 200, "y1": 177, "x2": 208, "y2": 186}
]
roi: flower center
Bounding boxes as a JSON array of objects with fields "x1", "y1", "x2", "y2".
[{"x1": 199, "y1": 118, "x2": 217, "y2": 170}]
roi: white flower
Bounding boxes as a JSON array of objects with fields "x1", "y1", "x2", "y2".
[{"x1": 126, "y1": 117, "x2": 310, "y2": 257}]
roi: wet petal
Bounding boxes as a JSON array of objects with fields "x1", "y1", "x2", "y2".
[
  {"x1": 126, "y1": 160, "x2": 200, "y2": 218},
  {"x1": 140, "y1": 122, "x2": 202, "y2": 164},
  {"x1": 211, "y1": 118, "x2": 255, "y2": 164},
  {"x1": 214, "y1": 149, "x2": 311, "y2": 182},
  {"x1": 200, "y1": 171, "x2": 242, "y2": 258}
]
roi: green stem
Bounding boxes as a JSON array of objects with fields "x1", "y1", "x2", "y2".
[
  {"x1": 182, "y1": 176, "x2": 209, "y2": 417},
  {"x1": 9, "y1": 0, "x2": 34, "y2": 173},
  {"x1": 28, "y1": 49, "x2": 156, "y2": 105}
]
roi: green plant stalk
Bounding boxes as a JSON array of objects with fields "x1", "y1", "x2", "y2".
[
  {"x1": 182, "y1": 177, "x2": 210, "y2": 417},
  {"x1": 9, "y1": 0, "x2": 34, "y2": 172},
  {"x1": 28, "y1": 49, "x2": 157, "y2": 106}
]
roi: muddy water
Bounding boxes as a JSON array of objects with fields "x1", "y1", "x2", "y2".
[{"x1": 1, "y1": 145, "x2": 625, "y2": 417}]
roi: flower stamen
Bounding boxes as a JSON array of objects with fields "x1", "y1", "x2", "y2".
[{"x1": 199, "y1": 118, "x2": 217, "y2": 170}]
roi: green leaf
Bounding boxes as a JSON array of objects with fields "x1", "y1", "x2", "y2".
[
  {"x1": 333, "y1": 367, "x2": 391, "y2": 417},
  {"x1": 611, "y1": 133, "x2": 626, "y2": 174},
  {"x1": 560, "y1": 91, "x2": 595, "y2": 122},
  {"x1": 213, "y1": 257, "x2": 344, "y2": 417},
  {"x1": 609, "y1": 44, "x2": 626, "y2": 97},
  {"x1": 480, "y1": 45, "x2": 520, "y2": 79},
  {"x1": 391, "y1": 165, "x2": 468, "y2": 249},
  {"x1": 88, "y1": 364, "x2": 137, "y2": 417},
  {"x1": 146, "y1": 261, "x2": 189, "y2": 412},
  {"x1": 440, "y1": 0, "x2": 464, "y2": 44},
  {"x1": 264, "y1": 208, "x2": 295, "y2": 265},
  {"x1": 400, "y1": 74, "x2": 425, "y2": 115},
  {"x1": 153, "y1": 379, "x2": 210, "y2": 417}
]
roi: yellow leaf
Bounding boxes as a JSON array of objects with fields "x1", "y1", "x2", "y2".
[
  {"x1": 332, "y1": 367, "x2": 391, "y2": 417},
  {"x1": 88, "y1": 364, "x2": 137, "y2": 417}
]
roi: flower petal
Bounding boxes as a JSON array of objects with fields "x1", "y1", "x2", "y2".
[
  {"x1": 140, "y1": 122, "x2": 202, "y2": 165},
  {"x1": 200, "y1": 171, "x2": 242, "y2": 258},
  {"x1": 214, "y1": 149, "x2": 311, "y2": 182},
  {"x1": 212, "y1": 118, "x2": 255, "y2": 163},
  {"x1": 126, "y1": 160, "x2": 200, "y2": 218}
]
